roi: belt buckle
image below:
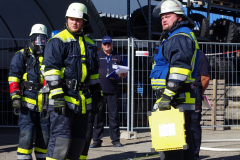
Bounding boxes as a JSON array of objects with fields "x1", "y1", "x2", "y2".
[
  {"x1": 72, "y1": 79, "x2": 77, "y2": 90},
  {"x1": 29, "y1": 81, "x2": 33, "y2": 90}
]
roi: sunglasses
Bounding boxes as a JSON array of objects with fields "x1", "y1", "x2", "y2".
[{"x1": 103, "y1": 43, "x2": 112, "y2": 46}]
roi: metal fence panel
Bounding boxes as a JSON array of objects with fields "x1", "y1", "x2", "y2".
[
  {"x1": 0, "y1": 38, "x2": 29, "y2": 126},
  {"x1": 1, "y1": 38, "x2": 240, "y2": 131}
]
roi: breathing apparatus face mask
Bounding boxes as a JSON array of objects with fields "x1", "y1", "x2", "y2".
[{"x1": 34, "y1": 35, "x2": 47, "y2": 55}]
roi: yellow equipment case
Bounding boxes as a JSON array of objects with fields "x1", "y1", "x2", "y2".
[{"x1": 148, "y1": 107, "x2": 188, "y2": 152}]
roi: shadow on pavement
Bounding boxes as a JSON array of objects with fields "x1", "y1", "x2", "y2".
[
  {"x1": 89, "y1": 151, "x2": 158, "y2": 160},
  {"x1": 200, "y1": 155, "x2": 240, "y2": 160},
  {"x1": 0, "y1": 146, "x2": 18, "y2": 153}
]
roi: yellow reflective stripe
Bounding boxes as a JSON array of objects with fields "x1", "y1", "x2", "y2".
[
  {"x1": 84, "y1": 36, "x2": 94, "y2": 44},
  {"x1": 39, "y1": 56, "x2": 44, "y2": 84},
  {"x1": 22, "y1": 97, "x2": 36, "y2": 105},
  {"x1": 79, "y1": 90, "x2": 86, "y2": 114},
  {"x1": 61, "y1": 67, "x2": 65, "y2": 79},
  {"x1": 39, "y1": 56, "x2": 43, "y2": 64},
  {"x1": 50, "y1": 29, "x2": 75, "y2": 43},
  {"x1": 12, "y1": 95, "x2": 21, "y2": 99},
  {"x1": 17, "y1": 147, "x2": 33, "y2": 154},
  {"x1": 81, "y1": 62, "x2": 87, "y2": 83},
  {"x1": 64, "y1": 96, "x2": 80, "y2": 106},
  {"x1": 151, "y1": 79, "x2": 166, "y2": 85},
  {"x1": 38, "y1": 91, "x2": 42, "y2": 112},
  {"x1": 79, "y1": 36, "x2": 87, "y2": 82},
  {"x1": 86, "y1": 97, "x2": 92, "y2": 105},
  {"x1": 169, "y1": 32, "x2": 191, "y2": 40},
  {"x1": 8, "y1": 77, "x2": 20, "y2": 82},
  {"x1": 183, "y1": 92, "x2": 195, "y2": 104},
  {"x1": 49, "y1": 88, "x2": 64, "y2": 99},
  {"x1": 90, "y1": 74, "x2": 99, "y2": 80},
  {"x1": 190, "y1": 32, "x2": 199, "y2": 49},
  {"x1": 170, "y1": 67, "x2": 190, "y2": 76},
  {"x1": 16, "y1": 49, "x2": 24, "y2": 54},
  {"x1": 153, "y1": 86, "x2": 166, "y2": 89},
  {"x1": 40, "y1": 74, "x2": 44, "y2": 84},
  {"x1": 35, "y1": 147, "x2": 47, "y2": 153},
  {"x1": 79, "y1": 154, "x2": 88, "y2": 160},
  {"x1": 23, "y1": 73, "x2": 28, "y2": 81},
  {"x1": 46, "y1": 157, "x2": 57, "y2": 160},
  {"x1": 190, "y1": 32, "x2": 199, "y2": 80},
  {"x1": 187, "y1": 78, "x2": 195, "y2": 82},
  {"x1": 44, "y1": 69, "x2": 61, "y2": 76}
]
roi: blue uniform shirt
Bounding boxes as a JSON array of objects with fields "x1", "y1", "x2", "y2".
[
  {"x1": 97, "y1": 50, "x2": 123, "y2": 93},
  {"x1": 193, "y1": 50, "x2": 210, "y2": 87}
]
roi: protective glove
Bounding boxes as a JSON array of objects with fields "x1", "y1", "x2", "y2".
[
  {"x1": 92, "y1": 99, "x2": 103, "y2": 114},
  {"x1": 12, "y1": 98, "x2": 22, "y2": 110},
  {"x1": 53, "y1": 98, "x2": 66, "y2": 116},
  {"x1": 90, "y1": 83, "x2": 103, "y2": 114},
  {"x1": 155, "y1": 96, "x2": 171, "y2": 110}
]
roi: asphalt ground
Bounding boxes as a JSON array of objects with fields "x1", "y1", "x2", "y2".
[{"x1": 0, "y1": 127, "x2": 240, "y2": 160}]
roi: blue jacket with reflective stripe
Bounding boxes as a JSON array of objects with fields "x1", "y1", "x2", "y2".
[
  {"x1": 150, "y1": 25, "x2": 199, "y2": 86},
  {"x1": 43, "y1": 29, "x2": 98, "y2": 113},
  {"x1": 8, "y1": 46, "x2": 44, "y2": 112},
  {"x1": 150, "y1": 22, "x2": 200, "y2": 110}
]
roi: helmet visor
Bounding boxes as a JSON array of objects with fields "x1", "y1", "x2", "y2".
[{"x1": 34, "y1": 35, "x2": 47, "y2": 45}]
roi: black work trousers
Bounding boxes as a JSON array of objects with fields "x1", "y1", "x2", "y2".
[
  {"x1": 164, "y1": 112, "x2": 195, "y2": 160},
  {"x1": 92, "y1": 93, "x2": 120, "y2": 144}
]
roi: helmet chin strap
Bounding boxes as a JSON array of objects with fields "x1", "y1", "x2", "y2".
[{"x1": 173, "y1": 18, "x2": 181, "y2": 28}]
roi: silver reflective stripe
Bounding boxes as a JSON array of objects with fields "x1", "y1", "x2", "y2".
[
  {"x1": 169, "y1": 73, "x2": 187, "y2": 81},
  {"x1": 45, "y1": 75, "x2": 60, "y2": 81},
  {"x1": 89, "y1": 79, "x2": 100, "y2": 85},
  {"x1": 86, "y1": 104, "x2": 92, "y2": 110},
  {"x1": 50, "y1": 89, "x2": 63, "y2": 95},
  {"x1": 17, "y1": 155, "x2": 32, "y2": 160},
  {"x1": 68, "y1": 103, "x2": 76, "y2": 110},
  {"x1": 49, "y1": 99, "x2": 54, "y2": 105},
  {"x1": 55, "y1": 36, "x2": 76, "y2": 43},
  {"x1": 151, "y1": 79, "x2": 166, "y2": 84},
  {"x1": 23, "y1": 102, "x2": 35, "y2": 110},
  {"x1": 175, "y1": 104, "x2": 195, "y2": 110},
  {"x1": 35, "y1": 154, "x2": 46, "y2": 158},
  {"x1": 164, "y1": 89, "x2": 175, "y2": 96}
]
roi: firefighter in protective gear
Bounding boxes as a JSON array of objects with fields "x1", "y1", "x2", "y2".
[
  {"x1": 43, "y1": 2, "x2": 103, "y2": 160},
  {"x1": 150, "y1": 0, "x2": 199, "y2": 159},
  {"x1": 8, "y1": 23, "x2": 50, "y2": 160}
]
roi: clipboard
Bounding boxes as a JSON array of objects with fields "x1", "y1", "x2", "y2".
[
  {"x1": 106, "y1": 65, "x2": 130, "y2": 80},
  {"x1": 106, "y1": 70, "x2": 120, "y2": 80}
]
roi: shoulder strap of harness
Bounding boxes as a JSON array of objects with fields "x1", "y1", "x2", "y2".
[{"x1": 23, "y1": 46, "x2": 30, "y2": 70}]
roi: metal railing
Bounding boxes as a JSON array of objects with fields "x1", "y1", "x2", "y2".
[{"x1": 1, "y1": 38, "x2": 240, "y2": 131}]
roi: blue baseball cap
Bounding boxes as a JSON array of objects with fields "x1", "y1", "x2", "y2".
[{"x1": 102, "y1": 35, "x2": 112, "y2": 44}]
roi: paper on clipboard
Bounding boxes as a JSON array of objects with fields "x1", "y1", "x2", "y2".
[
  {"x1": 202, "y1": 96, "x2": 212, "y2": 110},
  {"x1": 112, "y1": 65, "x2": 130, "y2": 76},
  {"x1": 106, "y1": 65, "x2": 130, "y2": 80}
]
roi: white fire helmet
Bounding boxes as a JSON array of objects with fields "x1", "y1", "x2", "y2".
[
  {"x1": 153, "y1": 0, "x2": 185, "y2": 18},
  {"x1": 65, "y1": 2, "x2": 88, "y2": 21},
  {"x1": 29, "y1": 24, "x2": 48, "y2": 37}
]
